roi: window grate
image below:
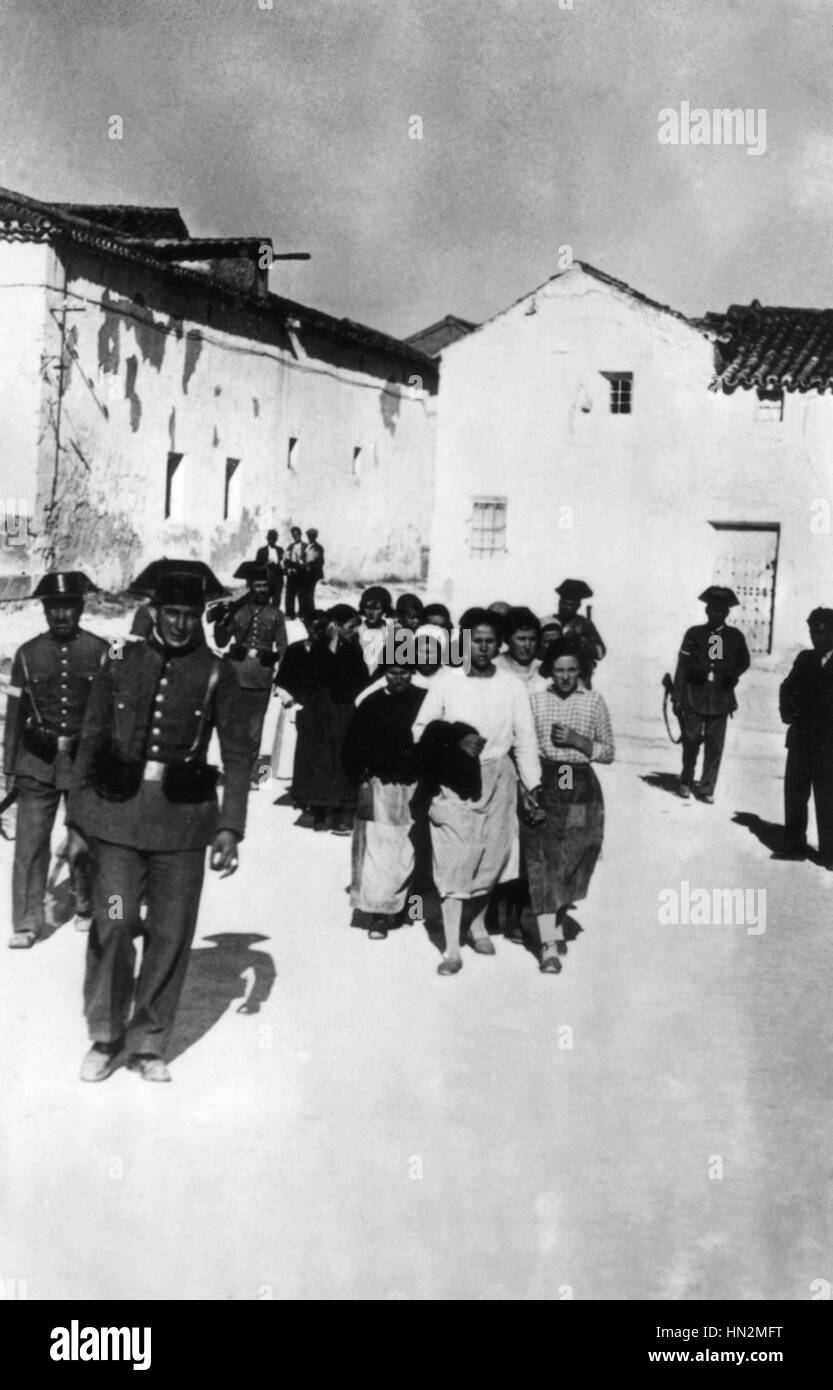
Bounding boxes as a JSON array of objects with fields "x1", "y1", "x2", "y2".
[{"x1": 470, "y1": 498, "x2": 507, "y2": 555}]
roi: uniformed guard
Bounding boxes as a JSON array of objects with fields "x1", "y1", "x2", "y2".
[
  {"x1": 554, "y1": 579, "x2": 606, "y2": 687},
  {"x1": 66, "y1": 560, "x2": 250, "y2": 1083},
  {"x1": 672, "y1": 586, "x2": 751, "y2": 802},
  {"x1": 211, "y1": 561, "x2": 287, "y2": 788},
  {"x1": 3, "y1": 571, "x2": 106, "y2": 948}
]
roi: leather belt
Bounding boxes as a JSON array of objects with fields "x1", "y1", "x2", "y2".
[{"x1": 143, "y1": 760, "x2": 166, "y2": 782}]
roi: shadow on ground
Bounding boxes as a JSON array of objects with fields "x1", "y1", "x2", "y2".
[
  {"x1": 640, "y1": 771, "x2": 683, "y2": 797},
  {"x1": 732, "y1": 810, "x2": 825, "y2": 865},
  {"x1": 168, "y1": 932, "x2": 277, "y2": 1063}
]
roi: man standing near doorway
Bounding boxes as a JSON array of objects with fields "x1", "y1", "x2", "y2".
[
  {"x1": 672, "y1": 586, "x2": 751, "y2": 803},
  {"x1": 67, "y1": 560, "x2": 249, "y2": 1084},
  {"x1": 255, "y1": 529, "x2": 285, "y2": 609},
  {"x1": 302, "y1": 528, "x2": 325, "y2": 620},
  {"x1": 284, "y1": 527, "x2": 307, "y2": 619},
  {"x1": 212, "y1": 562, "x2": 287, "y2": 787},
  {"x1": 4, "y1": 572, "x2": 107, "y2": 948},
  {"x1": 774, "y1": 607, "x2": 833, "y2": 865}
]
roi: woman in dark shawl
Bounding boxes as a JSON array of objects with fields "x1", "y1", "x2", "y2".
[{"x1": 276, "y1": 605, "x2": 368, "y2": 834}]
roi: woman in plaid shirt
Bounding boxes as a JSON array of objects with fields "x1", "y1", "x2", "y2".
[{"x1": 523, "y1": 637, "x2": 614, "y2": 973}]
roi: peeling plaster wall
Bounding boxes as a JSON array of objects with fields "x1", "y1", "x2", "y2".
[
  {"x1": 0, "y1": 240, "x2": 52, "y2": 579},
  {"x1": 428, "y1": 265, "x2": 833, "y2": 677},
  {"x1": 26, "y1": 242, "x2": 436, "y2": 590}
]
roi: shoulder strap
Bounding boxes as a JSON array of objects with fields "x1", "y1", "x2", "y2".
[
  {"x1": 185, "y1": 657, "x2": 223, "y2": 759},
  {"x1": 19, "y1": 650, "x2": 45, "y2": 729}
]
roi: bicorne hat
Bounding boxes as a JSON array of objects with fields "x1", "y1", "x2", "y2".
[
  {"x1": 31, "y1": 571, "x2": 98, "y2": 601},
  {"x1": 233, "y1": 561, "x2": 269, "y2": 583},
  {"x1": 698, "y1": 585, "x2": 739, "y2": 607},
  {"x1": 128, "y1": 559, "x2": 228, "y2": 607},
  {"x1": 555, "y1": 578, "x2": 593, "y2": 600}
]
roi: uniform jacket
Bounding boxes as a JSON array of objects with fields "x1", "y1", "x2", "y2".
[
  {"x1": 673, "y1": 623, "x2": 751, "y2": 717},
  {"x1": 213, "y1": 600, "x2": 287, "y2": 691},
  {"x1": 559, "y1": 613, "x2": 606, "y2": 674},
  {"x1": 4, "y1": 628, "x2": 108, "y2": 789},
  {"x1": 779, "y1": 649, "x2": 833, "y2": 750},
  {"x1": 67, "y1": 636, "x2": 249, "y2": 851}
]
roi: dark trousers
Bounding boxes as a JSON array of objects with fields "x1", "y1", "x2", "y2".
[
  {"x1": 84, "y1": 839, "x2": 205, "y2": 1056},
  {"x1": 12, "y1": 779, "x2": 91, "y2": 934},
  {"x1": 238, "y1": 687, "x2": 271, "y2": 780},
  {"x1": 270, "y1": 575, "x2": 284, "y2": 610},
  {"x1": 285, "y1": 573, "x2": 303, "y2": 618},
  {"x1": 679, "y1": 711, "x2": 728, "y2": 797},
  {"x1": 784, "y1": 736, "x2": 833, "y2": 860},
  {"x1": 299, "y1": 578, "x2": 318, "y2": 622}
]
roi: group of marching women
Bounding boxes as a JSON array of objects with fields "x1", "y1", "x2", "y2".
[{"x1": 274, "y1": 583, "x2": 614, "y2": 976}]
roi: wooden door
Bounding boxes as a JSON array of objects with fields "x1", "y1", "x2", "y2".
[{"x1": 710, "y1": 523, "x2": 779, "y2": 654}]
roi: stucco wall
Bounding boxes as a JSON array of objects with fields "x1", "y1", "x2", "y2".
[
  {"x1": 10, "y1": 240, "x2": 436, "y2": 591},
  {"x1": 428, "y1": 266, "x2": 833, "y2": 689},
  {"x1": 0, "y1": 240, "x2": 51, "y2": 582}
]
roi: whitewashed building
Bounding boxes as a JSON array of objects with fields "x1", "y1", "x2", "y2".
[
  {"x1": 0, "y1": 187, "x2": 437, "y2": 596},
  {"x1": 427, "y1": 262, "x2": 833, "y2": 684}
]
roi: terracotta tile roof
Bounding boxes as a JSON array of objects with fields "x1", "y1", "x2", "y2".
[
  {"x1": 700, "y1": 301, "x2": 833, "y2": 394},
  {"x1": 0, "y1": 185, "x2": 435, "y2": 373},
  {"x1": 405, "y1": 315, "x2": 477, "y2": 356},
  {"x1": 50, "y1": 204, "x2": 190, "y2": 239}
]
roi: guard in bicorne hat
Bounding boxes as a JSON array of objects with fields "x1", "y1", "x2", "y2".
[
  {"x1": 3, "y1": 571, "x2": 106, "y2": 948},
  {"x1": 671, "y1": 586, "x2": 751, "y2": 802},
  {"x1": 211, "y1": 561, "x2": 287, "y2": 788},
  {"x1": 554, "y1": 579, "x2": 606, "y2": 687},
  {"x1": 65, "y1": 560, "x2": 251, "y2": 1083}
]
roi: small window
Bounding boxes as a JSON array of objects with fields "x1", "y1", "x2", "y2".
[
  {"x1": 224, "y1": 458, "x2": 240, "y2": 521},
  {"x1": 287, "y1": 436, "x2": 298, "y2": 471},
  {"x1": 602, "y1": 371, "x2": 632, "y2": 414},
  {"x1": 470, "y1": 497, "x2": 507, "y2": 556},
  {"x1": 164, "y1": 452, "x2": 183, "y2": 520},
  {"x1": 352, "y1": 446, "x2": 362, "y2": 478},
  {"x1": 756, "y1": 387, "x2": 784, "y2": 422}
]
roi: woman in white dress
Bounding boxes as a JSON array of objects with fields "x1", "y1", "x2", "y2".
[{"x1": 412, "y1": 608, "x2": 542, "y2": 975}]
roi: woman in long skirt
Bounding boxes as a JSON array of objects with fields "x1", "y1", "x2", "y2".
[
  {"x1": 276, "y1": 605, "x2": 368, "y2": 834},
  {"x1": 341, "y1": 654, "x2": 427, "y2": 939},
  {"x1": 522, "y1": 636, "x2": 614, "y2": 973},
  {"x1": 412, "y1": 608, "x2": 542, "y2": 975}
]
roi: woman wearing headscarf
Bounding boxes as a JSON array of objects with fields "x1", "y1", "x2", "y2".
[
  {"x1": 276, "y1": 604, "x2": 368, "y2": 834},
  {"x1": 342, "y1": 651, "x2": 427, "y2": 939},
  {"x1": 412, "y1": 608, "x2": 541, "y2": 975},
  {"x1": 522, "y1": 636, "x2": 614, "y2": 972}
]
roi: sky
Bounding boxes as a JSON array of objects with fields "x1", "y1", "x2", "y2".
[{"x1": 1, "y1": 0, "x2": 832, "y2": 338}]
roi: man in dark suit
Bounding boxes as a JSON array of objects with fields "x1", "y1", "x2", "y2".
[
  {"x1": 211, "y1": 562, "x2": 287, "y2": 787},
  {"x1": 66, "y1": 561, "x2": 250, "y2": 1083},
  {"x1": 4, "y1": 572, "x2": 107, "y2": 948},
  {"x1": 774, "y1": 607, "x2": 833, "y2": 865},
  {"x1": 672, "y1": 586, "x2": 751, "y2": 802},
  {"x1": 254, "y1": 529, "x2": 284, "y2": 609}
]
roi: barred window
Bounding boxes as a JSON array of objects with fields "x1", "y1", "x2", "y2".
[
  {"x1": 470, "y1": 498, "x2": 507, "y2": 555},
  {"x1": 602, "y1": 371, "x2": 633, "y2": 414}
]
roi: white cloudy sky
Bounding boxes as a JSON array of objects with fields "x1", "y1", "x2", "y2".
[{"x1": 1, "y1": 0, "x2": 831, "y2": 335}]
